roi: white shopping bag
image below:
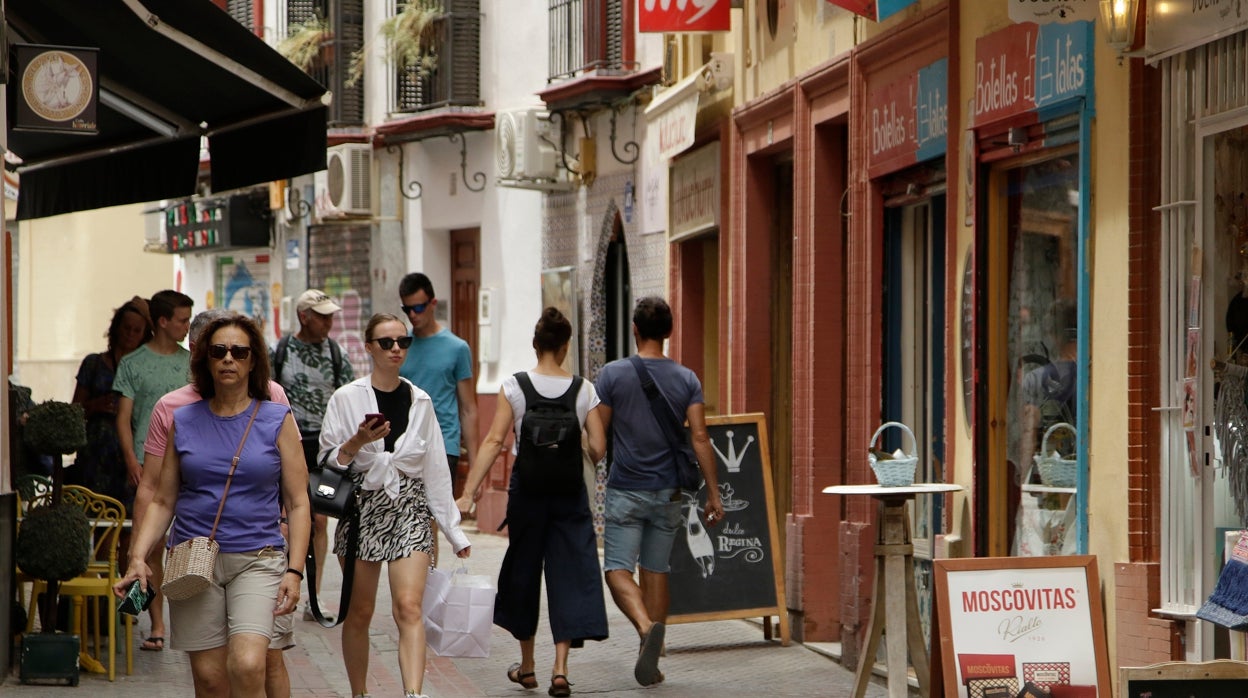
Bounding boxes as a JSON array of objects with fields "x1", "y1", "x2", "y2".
[{"x1": 422, "y1": 563, "x2": 495, "y2": 658}]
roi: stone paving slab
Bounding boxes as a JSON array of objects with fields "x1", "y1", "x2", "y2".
[{"x1": 7, "y1": 519, "x2": 889, "y2": 697}]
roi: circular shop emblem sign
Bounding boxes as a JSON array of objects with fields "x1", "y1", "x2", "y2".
[{"x1": 22, "y1": 50, "x2": 93, "y2": 123}]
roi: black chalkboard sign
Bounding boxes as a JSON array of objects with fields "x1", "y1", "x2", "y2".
[
  {"x1": 1120, "y1": 661, "x2": 1248, "y2": 698},
  {"x1": 667, "y1": 413, "x2": 789, "y2": 644}
]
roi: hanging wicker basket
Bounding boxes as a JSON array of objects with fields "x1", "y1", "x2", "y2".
[
  {"x1": 868, "y1": 422, "x2": 920, "y2": 487},
  {"x1": 1035, "y1": 422, "x2": 1078, "y2": 488}
]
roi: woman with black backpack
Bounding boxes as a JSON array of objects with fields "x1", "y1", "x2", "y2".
[{"x1": 457, "y1": 307, "x2": 608, "y2": 697}]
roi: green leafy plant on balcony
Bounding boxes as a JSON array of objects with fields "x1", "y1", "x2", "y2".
[
  {"x1": 277, "y1": 15, "x2": 333, "y2": 72},
  {"x1": 346, "y1": 0, "x2": 442, "y2": 87}
]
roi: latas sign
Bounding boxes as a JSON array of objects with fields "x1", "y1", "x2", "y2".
[{"x1": 639, "y1": 0, "x2": 730, "y2": 33}]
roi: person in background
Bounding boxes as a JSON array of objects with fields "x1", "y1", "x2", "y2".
[
  {"x1": 321, "y1": 313, "x2": 471, "y2": 698},
  {"x1": 69, "y1": 297, "x2": 153, "y2": 511},
  {"x1": 116, "y1": 314, "x2": 310, "y2": 697},
  {"x1": 594, "y1": 296, "x2": 723, "y2": 687},
  {"x1": 139, "y1": 308, "x2": 297, "y2": 698},
  {"x1": 457, "y1": 308, "x2": 608, "y2": 698},
  {"x1": 271, "y1": 288, "x2": 353, "y2": 621},
  {"x1": 115, "y1": 289, "x2": 193, "y2": 652},
  {"x1": 398, "y1": 273, "x2": 478, "y2": 496}
]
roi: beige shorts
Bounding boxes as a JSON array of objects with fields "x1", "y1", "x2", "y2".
[
  {"x1": 168, "y1": 547, "x2": 288, "y2": 652},
  {"x1": 271, "y1": 607, "x2": 295, "y2": 650}
]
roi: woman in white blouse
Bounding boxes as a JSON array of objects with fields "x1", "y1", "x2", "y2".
[{"x1": 320, "y1": 313, "x2": 471, "y2": 698}]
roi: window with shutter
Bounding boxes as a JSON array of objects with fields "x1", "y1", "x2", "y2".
[
  {"x1": 392, "y1": 0, "x2": 481, "y2": 113},
  {"x1": 548, "y1": 0, "x2": 634, "y2": 83}
]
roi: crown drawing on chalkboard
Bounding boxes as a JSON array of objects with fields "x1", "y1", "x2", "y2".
[{"x1": 711, "y1": 430, "x2": 755, "y2": 473}]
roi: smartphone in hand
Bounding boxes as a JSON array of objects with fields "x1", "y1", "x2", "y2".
[
  {"x1": 364, "y1": 413, "x2": 385, "y2": 429},
  {"x1": 118, "y1": 580, "x2": 155, "y2": 616}
]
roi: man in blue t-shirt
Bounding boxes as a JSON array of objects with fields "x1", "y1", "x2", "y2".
[
  {"x1": 398, "y1": 272, "x2": 477, "y2": 495},
  {"x1": 595, "y1": 296, "x2": 723, "y2": 687}
]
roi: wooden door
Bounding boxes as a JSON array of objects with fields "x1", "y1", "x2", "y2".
[{"x1": 450, "y1": 228, "x2": 479, "y2": 365}]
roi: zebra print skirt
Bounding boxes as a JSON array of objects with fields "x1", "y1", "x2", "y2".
[{"x1": 333, "y1": 474, "x2": 434, "y2": 562}]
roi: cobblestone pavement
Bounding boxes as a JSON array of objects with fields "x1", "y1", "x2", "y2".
[{"x1": 7, "y1": 519, "x2": 889, "y2": 697}]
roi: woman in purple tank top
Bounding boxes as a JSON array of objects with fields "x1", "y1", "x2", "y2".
[{"x1": 116, "y1": 315, "x2": 311, "y2": 696}]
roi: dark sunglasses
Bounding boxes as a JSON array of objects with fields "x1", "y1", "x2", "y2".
[
  {"x1": 207, "y1": 344, "x2": 252, "y2": 361},
  {"x1": 370, "y1": 336, "x2": 413, "y2": 351},
  {"x1": 401, "y1": 301, "x2": 431, "y2": 315}
]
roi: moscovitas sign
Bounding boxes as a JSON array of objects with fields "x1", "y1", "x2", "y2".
[
  {"x1": 639, "y1": 0, "x2": 730, "y2": 33},
  {"x1": 973, "y1": 20, "x2": 1093, "y2": 129}
]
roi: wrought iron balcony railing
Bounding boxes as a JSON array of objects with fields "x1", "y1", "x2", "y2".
[
  {"x1": 393, "y1": 0, "x2": 482, "y2": 114},
  {"x1": 548, "y1": 0, "x2": 637, "y2": 83}
]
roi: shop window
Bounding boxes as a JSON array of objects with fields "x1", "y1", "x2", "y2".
[{"x1": 986, "y1": 150, "x2": 1083, "y2": 557}]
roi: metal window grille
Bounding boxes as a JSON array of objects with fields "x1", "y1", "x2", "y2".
[
  {"x1": 283, "y1": 0, "x2": 365, "y2": 126},
  {"x1": 548, "y1": 0, "x2": 635, "y2": 83},
  {"x1": 1155, "y1": 34, "x2": 1248, "y2": 614},
  {"x1": 393, "y1": 0, "x2": 481, "y2": 113},
  {"x1": 226, "y1": 0, "x2": 257, "y2": 33}
]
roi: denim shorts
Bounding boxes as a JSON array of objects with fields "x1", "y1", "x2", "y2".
[{"x1": 602, "y1": 487, "x2": 683, "y2": 574}]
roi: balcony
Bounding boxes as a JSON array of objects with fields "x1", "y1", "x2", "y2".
[
  {"x1": 285, "y1": 0, "x2": 365, "y2": 127},
  {"x1": 393, "y1": 0, "x2": 482, "y2": 114},
  {"x1": 541, "y1": 0, "x2": 656, "y2": 113}
]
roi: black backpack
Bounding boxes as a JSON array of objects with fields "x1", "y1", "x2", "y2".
[{"x1": 513, "y1": 373, "x2": 584, "y2": 496}]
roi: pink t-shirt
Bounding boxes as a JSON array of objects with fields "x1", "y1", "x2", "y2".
[{"x1": 144, "y1": 381, "x2": 292, "y2": 461}]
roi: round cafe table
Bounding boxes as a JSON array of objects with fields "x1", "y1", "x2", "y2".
[{"x1": 822, "y1": 483, "x2": 962, "y2": 698}]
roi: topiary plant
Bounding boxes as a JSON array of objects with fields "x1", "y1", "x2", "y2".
[
  {"x1": 16, "y1": 504, "x2": 90, "y2": 582},
  {"x1": 23, "y1": 401, "x2": 86, "y2": 455},
  {"x1": 20, "y1": 400, "x2": 89, "y2": 634}
]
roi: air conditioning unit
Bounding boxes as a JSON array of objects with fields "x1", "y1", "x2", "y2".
[
  {"x1": 326, "y1": 143, "x2": 372, "y2": 215},
  {"x1": 496, "y1": 109, "x2": 559, "y2": 182}
]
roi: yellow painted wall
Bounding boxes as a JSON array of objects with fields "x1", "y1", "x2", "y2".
[
  {"x1": 952, "y1": 2, "x2": 1134, "y2": 668},
  {"x1": 14, "y1": 204, "x2": 176, "y2": 405}
]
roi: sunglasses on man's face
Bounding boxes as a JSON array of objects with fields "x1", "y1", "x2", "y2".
[
  {"x1": 370, "y1": 336, "x2": 414, "y2": 351},
  {"x1": 401, "y1": 301, "x2": 431, "y2": 315},
  {"x1": 207, "y1": 344, "x2": 252, "y2": 361}
]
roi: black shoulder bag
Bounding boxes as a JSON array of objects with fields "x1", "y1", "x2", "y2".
[
  {"x1": 305, "y1": 459, "x2": 359, "y2": 627},
  {"x1": 628, "y1": 355, "x2": 703, "y2": 492}
]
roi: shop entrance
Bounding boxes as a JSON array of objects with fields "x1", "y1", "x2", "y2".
[
  {"x1": 982, "y1": 147, "x2": 1082, "y2": 558},
  {"x1": 882, "y1": 193, "x2": 946, "y2": 647}
]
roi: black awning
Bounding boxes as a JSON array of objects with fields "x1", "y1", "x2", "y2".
[{"x1": 7, "y1": 0, "x2": 329, "y2": 220}]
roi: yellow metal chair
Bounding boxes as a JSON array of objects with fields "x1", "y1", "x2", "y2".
[{"x1": 26, "y1": 485, "x2": 133, "y2": 680}]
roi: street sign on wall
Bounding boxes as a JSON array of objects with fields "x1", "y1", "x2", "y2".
[
  {"x1": 639, "y1": 0, "x2": 730, "y2": 33},
  {"x1": 1007, "y1": 0, "x2": 1097, "y2": 24}
]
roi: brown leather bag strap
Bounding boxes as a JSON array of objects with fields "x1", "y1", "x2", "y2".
[{"x1": 209, "y1": 401, "x2": 261, "y2": 540}]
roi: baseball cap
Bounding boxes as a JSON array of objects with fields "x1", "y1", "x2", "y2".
[{"x1": 297, "y1": 289, "x2": 341, "y2": 315}]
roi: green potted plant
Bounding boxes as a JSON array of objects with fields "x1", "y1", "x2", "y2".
[
  {"x1": 16, "y1": 400, "x2": 89, "y2": 685},
  {"x1": 277, "y1": 14, "x2": 333, "y2": 72}
]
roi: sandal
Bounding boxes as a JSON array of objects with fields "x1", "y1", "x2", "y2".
[
  {"x1": 634, "y1": 622, "x2": 665, "y2": 686},
  {"x1": 140, "y1": 636, "x2": 164, "y2": 651},
  {"x1": 507, "y1": 662, "x2": 538, "y2": 690},
  {"x1": 547, "y1": 675, "x2": 571, "y2": 697}
]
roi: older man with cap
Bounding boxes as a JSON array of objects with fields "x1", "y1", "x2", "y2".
[{"x1": 271, "y1": 289, "x2": 354, "y2": 620}]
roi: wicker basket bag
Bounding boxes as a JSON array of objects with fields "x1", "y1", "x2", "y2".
[
  {"x1": 1035, "y1": 422, "x2": 1078, "y2": 488},
  {"x1": 868, "y1": 422, "x2": 920, "y2": 487},
  {"x1": 163, "y1": 537, "x2": 220, "y2": 600}
]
